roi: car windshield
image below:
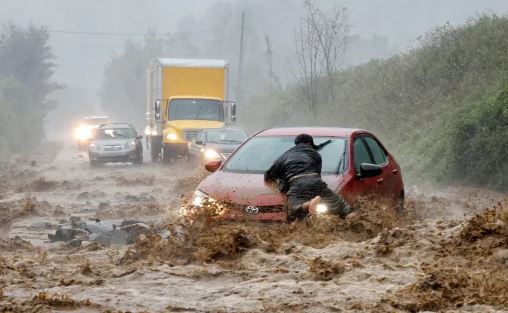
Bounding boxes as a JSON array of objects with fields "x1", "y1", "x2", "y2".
[
  {"x1": 95, "y1": 128, "x2": 135, "y2": 140},
  {"x1": 206, "y1": 130, "x2": 247, "y2": 144},
  {"x1": 168, "y1": 99, "x2": 224, "y2": 121},
  {"x1": 224, "y1": 136, "x2": 347, "y2": 174}
]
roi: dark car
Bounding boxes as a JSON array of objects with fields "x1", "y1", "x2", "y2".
[
  {"x1": 188, "y1": 128, "x2": 248, "y2": 163},
  {"x1": 192, "y1": 127, "x2": 404, "y2": 222},
  {"x1": 88, "y1": 123, "x2": 143, "y2": 167}
]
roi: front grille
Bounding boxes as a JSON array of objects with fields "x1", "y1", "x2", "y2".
[
  {"x1": 103, "y1": 145, "x2": 123, "y2": 151},
  {"x1": 242, "y1": 205, "x2": 285, "y2": 214},
  {"x1": 220, "y1": 152, "x2": 231, "y2": 159},
  {"x1": 183, "y1": 129, "x2": 201, "y2": 141},
  {"x1": 258, "y1": 206, "x2": 285, "y2": 213}
]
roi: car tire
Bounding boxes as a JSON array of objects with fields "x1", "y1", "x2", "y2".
[
  {"x1": 395, "y1": 191, "x2": 405, "y2": 214},
  {"x1": 161, "y1": 146, "x2": 171, "y2": 164},
  {"x1": 90, "y1": 160, "x2": 102, "y2": 168}
]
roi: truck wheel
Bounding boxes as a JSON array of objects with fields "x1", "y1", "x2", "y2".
[
  {"x1": 161, "y1": 146, "x2": 171, "y2": 164},
  {"x1": 150, "y1": 145, "x2": 159, "y2": 162},
  {"x1": 149, "y1": 137, "x2": 162, "y2": 162},
  {"x1": 134, "y1": 149, "x2": 143, "y2": 165}
]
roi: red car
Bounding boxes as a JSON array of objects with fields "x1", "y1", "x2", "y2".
[{"x1": 192, "y1": 127, "x2": 404, "y2": 222}]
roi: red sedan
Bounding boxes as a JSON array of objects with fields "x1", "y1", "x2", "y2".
[{"x1": 192, "y1": 127, "x2": 404, "y2": 222}]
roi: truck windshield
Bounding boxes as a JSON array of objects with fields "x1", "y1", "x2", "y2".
[{"x1": 168, "y1": 99, "x2": 224, "y2": 121}]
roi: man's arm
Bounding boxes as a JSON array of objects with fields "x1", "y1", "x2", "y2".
[{"x1": 264, "y1": 156, "x2": 283, "y2": 183}]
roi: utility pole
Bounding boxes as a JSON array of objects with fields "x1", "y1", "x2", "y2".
[{"x1": 236, "y1": 12, "x2": 245, "y2": 105}]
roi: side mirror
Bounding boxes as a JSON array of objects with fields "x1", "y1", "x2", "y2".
[
  {"x1": 195, "y1": 140, "x2": 204, "y2": 145},
  {"x1": 205, "y1": 160, "x2": 222, "y2": 172},
  {"x1": 136, "y1": 135, "x2": 143, "y2": 140},
  {"x1": 359, "y1": 163, "x2": 382, "y2": 178},
  {"x1": 155, "y1": 100, "x2": 161, "y2": 121}
]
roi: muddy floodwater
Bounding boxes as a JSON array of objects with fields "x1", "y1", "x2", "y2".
[{"x1": 0, "y1": 143, "x2": 507, "y2": 312}]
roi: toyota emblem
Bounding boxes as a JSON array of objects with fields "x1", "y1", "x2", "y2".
[{"x1": 245, "y1": 206, "x2": 259, "y2": 215}]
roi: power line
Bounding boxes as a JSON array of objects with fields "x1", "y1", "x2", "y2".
[{"x1": 48, "y1": 28, "x2": 239, "y2": 37}]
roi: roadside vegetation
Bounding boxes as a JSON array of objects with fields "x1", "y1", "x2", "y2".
[
  {"x1": 241, "y1": 14, "x2": 508, "y2": 191},
  {"x1": 0, "y1": 24, "x2": 58, "y2": 160}
]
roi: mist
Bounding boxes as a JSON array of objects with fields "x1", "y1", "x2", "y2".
[{"x1": 1, "y1": 0, "x2": 507, "y2": 136}]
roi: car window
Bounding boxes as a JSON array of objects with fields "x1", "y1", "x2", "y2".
[
  {"x1": 224, "y1": 136, "x2": 346, "y2": 174},
  {"x1": 363, "y1": 136, "x2": 387, "y2": 165},
  {"x1": 205, "y1": 130, "x2": 247, "y2": 144},
  {"x1": 353, "y1": 137, "x2": 373, "y2": 173}
]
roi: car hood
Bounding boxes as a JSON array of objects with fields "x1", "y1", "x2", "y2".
[{"x1": 198, "y1": 171, "x2": 341, "y2": 206}]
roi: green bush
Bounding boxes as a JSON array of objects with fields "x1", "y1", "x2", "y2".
[
  {"x1": 245, "y1": 14, "x2": 508, "y2": 191},
  {"x1": 446, "y1": 82, "x2": 508, "y2": 189}
]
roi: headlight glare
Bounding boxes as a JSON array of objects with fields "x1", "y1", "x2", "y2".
[
  {"x1": 204, "y1": 149, "x2": 220, "y2": 160},
  {"x1": 167, "y1": 133, "x2": 178, "y2": 141},
  {"x1": 192, "y1": 190, "x2": 214, "y2": 207},
  {"x1": 316, "y1": 204, "x2": 328, "y2": 214},
  {"x1": 75, "y1": 125, "x2": 92, "y2": 140}
]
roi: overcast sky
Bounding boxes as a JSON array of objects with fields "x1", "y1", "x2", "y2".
[{"x1": 1, "y1": 0, "x2": 508, "y2": 106}]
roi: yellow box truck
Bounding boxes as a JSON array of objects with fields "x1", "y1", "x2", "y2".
[{"x1": 144, "y1": 58, "x2": 236, "y2": 163}]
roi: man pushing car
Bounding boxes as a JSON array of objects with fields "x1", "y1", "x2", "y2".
[{"x1": 264, "y1": 134, "x2": 355, "y2": 222}]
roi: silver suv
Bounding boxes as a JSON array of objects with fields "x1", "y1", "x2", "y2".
[{"x1": 88, "y1": 123, "x2": 143, "y2": 167}]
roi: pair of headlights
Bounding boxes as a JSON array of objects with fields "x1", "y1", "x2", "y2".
[
  {"x1": 192, "y1": 189, "x2": 329, "y2": 214},
  {"x1": 89, "y1": 140, "x2": 136, "y2": 151}
]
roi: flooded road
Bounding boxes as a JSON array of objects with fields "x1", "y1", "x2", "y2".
[{"x1": 0, "y1": 142, "x2": 507, "y2": 312}]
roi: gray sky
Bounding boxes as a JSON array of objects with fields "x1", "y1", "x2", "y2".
[{"x1": 1, "y1": 0, "x2": 508, "y2": 107}]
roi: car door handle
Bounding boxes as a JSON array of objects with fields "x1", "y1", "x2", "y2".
[
  {"x1": 392, "y1": 169, "x2": 398, "y2": 175},
  {"x1": 377, "y1": 178, "x2": 384, "y2": 184}
]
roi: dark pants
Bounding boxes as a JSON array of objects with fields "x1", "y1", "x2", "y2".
[{"x1": 286, "y1": 176, "x2": 352, "y2": 221}]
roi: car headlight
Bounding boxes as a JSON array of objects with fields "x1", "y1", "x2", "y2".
[
  {"x1": 316, "y1": 204, "x2": 328, "y2": 214},
  {"x1": 75, "y1": 125, "x2": 92, "y2": 140},
  {"x1": 89, "y1": 143, "x2": 100, "y2": 151},
  {"x1": 167, "y1": 133, "x2": 178, "y2": 141},
  {"x1": 125, "y1": 140, "x2": 136, "y2": 150},
  {"x1": 192, "y1": 189, "x2": 214, "y2": 207},
  {"x1": 204, "y1": 149, "x2": 220, "y2": 160}
]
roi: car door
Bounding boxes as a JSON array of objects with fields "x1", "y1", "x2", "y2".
[
  {"x1": 345, "y1": 135, "x2": 382, "y2": 205},
  {"x1": 362, "y1": 136, "x2": 394, "y2": 202}
]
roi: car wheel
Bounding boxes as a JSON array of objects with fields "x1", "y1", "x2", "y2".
[
  {"x1": 395, "y1": 191, "x2": 405, "y2": 214},
  {"x1": 90, "y1": 160, "x2": 102, "y2": 168}
]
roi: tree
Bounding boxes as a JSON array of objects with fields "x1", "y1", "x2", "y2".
[
  {"x1": 0, "y1": 23, "x2": 58, "y2": 159},
  {"x1": 100, "y1": 31, "x2": 166, "y2": 130},
  {"x1": 293, "y1": 1, "x2": 350, "y2": 115}
]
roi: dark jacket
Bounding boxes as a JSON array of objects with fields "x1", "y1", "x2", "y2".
[{"x1": 264, "y1": 143, "x2": 322, "y2": 193}]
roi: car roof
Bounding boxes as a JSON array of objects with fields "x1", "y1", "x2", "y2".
[
  {"x1": 84, "y1": 116, "x2": 109, "y2": 120},
  {"x1": 257, "y1": 127, "x2": 365, "y2": 137},
  {"x1": 98, "y1": 123, "x2": 134, "y2": 129}
]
